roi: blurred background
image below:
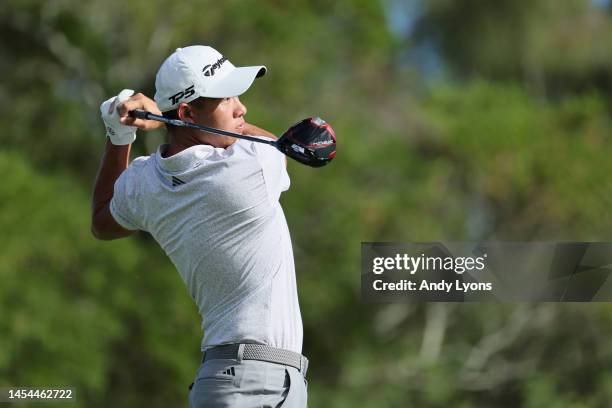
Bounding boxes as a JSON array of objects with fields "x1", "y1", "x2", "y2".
[{"x1": 1, "y1": 0, "x2": 612, "y2": 406}]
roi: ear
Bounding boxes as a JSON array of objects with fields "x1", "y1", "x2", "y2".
[{"x1": 177, "y1": 103, "x2": 194, "y2": 123}]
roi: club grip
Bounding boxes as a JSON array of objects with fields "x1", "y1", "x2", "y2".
[{"x1": 129, "y1": 109, "x2": 149, "y2": 119}]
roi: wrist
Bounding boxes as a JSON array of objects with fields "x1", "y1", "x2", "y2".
[{"x1": 107, "y1": 129, "x2": 136, "y2": 145}]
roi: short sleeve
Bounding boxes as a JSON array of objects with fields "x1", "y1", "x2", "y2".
[
  {"x1": 109, "y1": 164, "x2": 144, "y2": 231},
  {"x1": 253, "y1": 139, "x2": 290, "y2": 202}
]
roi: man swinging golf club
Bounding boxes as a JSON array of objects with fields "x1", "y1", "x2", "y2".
[{"x1": 92, "y1": 45, "x2": 334, "y2": 407}]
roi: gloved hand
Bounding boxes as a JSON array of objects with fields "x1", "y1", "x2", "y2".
[{"x1": 100, "y1": 89, "x2": 137, "y2": 145}]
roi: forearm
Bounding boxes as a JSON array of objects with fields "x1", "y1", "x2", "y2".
[
  {"x1": 243, "y1": 122, "x2": 277, "y2": 140},
  {"x1": 92, "y1": 139, "x2": 131, "y2": 215},
  {"x1": 91, "y1": 90, "x2": 157, "y2": 239}
]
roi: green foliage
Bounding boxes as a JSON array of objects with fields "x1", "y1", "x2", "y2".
[
  {"x1": 1, "y1": 0, "x2": 612, "y2": 407},
  {"x1": 418, "y1": 81, "x2": 612, "y2": 238},
  {"x1": 414, "y1": 0, "x2": 612, "y2": 96},
  {"x1": 0, "y1": 151, "x2": 201, "y2": 407}
]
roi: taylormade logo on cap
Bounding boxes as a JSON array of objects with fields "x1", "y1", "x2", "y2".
[
  {"x1": 154, "y1": 45, "x2": 267, "y2": 112},
  {"x1": 202, "y1": 56, "x2": 228, "y2": 77}
]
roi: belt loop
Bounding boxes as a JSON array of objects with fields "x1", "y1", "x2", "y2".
[
  {"x1": 237, "y1": 344, "x2": 245, "y2": 363},
  {"x1": 301, "y1": 356, "x2": 309, "y2": 378}
]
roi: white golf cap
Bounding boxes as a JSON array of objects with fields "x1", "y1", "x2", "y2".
[{"x1": 154, "y1": 45, "x2": 266, "y2": 112}]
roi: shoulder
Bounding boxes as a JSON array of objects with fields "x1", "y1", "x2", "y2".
[
  {"x1": 114, "y1": 154, "x2": 155, "y2": 198},
  {"x1": 250, "y1": 138, "x2": 284, "y2": 167},
  {"x1": 232, "y1": 138, "x2": 280, "y2": 165},
  {"x1": 120, "y1": 154, "x2": 153, "y2": 180},
  {"x1": 129, "y1": 154, "x2": 153, "y2": 171}
]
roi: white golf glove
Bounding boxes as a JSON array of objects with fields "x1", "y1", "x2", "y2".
[{"x1": 100, "y1": 89, "x2": 137, "y2": 145}]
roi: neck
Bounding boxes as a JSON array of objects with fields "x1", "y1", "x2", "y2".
[
  {"x1": 163, "y1": 129, "x2": 218, "y2": 157},
  {"x1": 163, "y1": 137, "x2": 197, "y2": 157}
]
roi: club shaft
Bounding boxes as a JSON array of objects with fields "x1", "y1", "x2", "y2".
[{"x1": 129, "y1": 109, "x2": 277, "y2": 146}]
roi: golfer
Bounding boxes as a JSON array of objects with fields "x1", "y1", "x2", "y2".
[{"x1": 92, "y1": 45, "x2": 308, "y2": 407}]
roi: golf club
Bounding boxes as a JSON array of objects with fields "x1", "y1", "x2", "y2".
[{"x1": 128, "y1": 109, "x2": 336, "y2": 167}]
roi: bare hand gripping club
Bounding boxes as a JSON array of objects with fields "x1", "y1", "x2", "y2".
[{"x1": 129, "y1": 109, "x2": 336, "y2": 168}]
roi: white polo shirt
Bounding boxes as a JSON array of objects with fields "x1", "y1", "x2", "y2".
[{"x1": 110, "y1": 138, "x2": 303, "y2": 353}]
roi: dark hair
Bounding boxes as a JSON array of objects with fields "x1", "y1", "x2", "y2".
[
  {"x1": 162, "y1": 109, "x2": 179, "y2": 121},
  {"x1": 163, "y1": 97, "x2": 210, "y2": 133}
]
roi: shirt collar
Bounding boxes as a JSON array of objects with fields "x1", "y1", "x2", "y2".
[{"x1": 154, "y1": 142, "x2": 242, "y2": 173}]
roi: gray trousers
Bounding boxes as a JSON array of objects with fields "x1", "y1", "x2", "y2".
[{"x1": 189, "y1": 357, "x2": 308, "y2": 407}]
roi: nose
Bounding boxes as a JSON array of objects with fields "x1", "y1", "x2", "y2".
[{"x1": 234, "y1": 97, "x2": 247, "y2": 117}]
